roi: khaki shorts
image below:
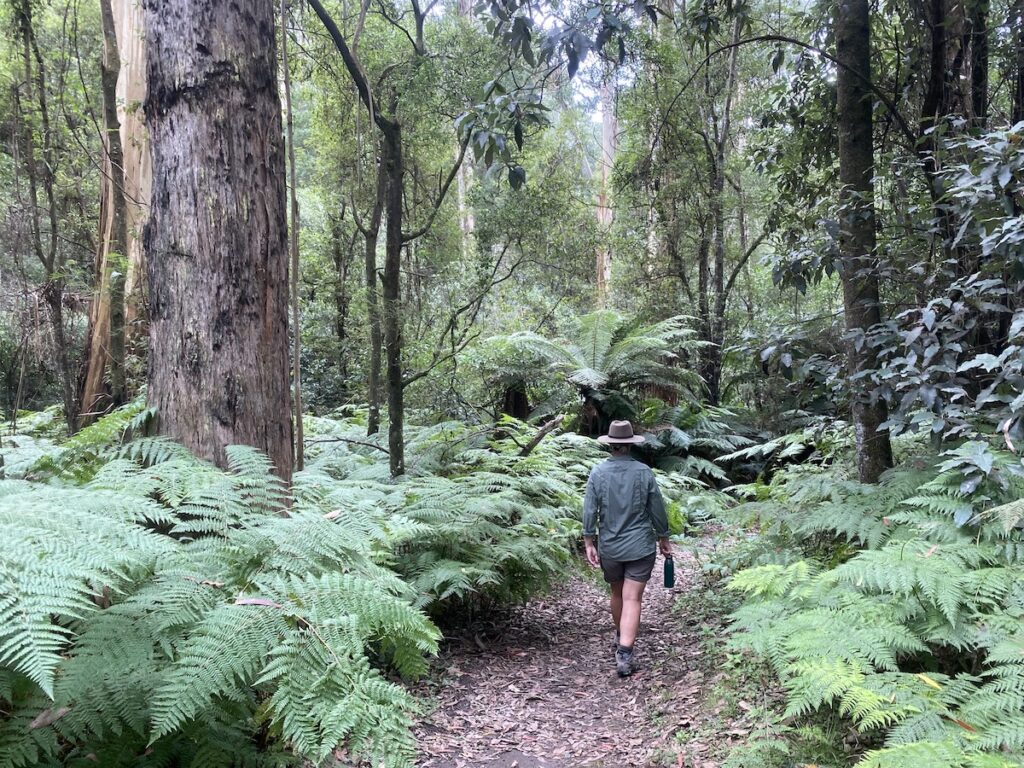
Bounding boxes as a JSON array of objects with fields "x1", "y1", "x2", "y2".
[{"x1": 600, "y1": 553, "x2": 656, "y2": 584}]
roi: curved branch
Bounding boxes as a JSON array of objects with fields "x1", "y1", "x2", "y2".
[{"x1": 401, "y1": 136, "x2": 471, "y2": 242}]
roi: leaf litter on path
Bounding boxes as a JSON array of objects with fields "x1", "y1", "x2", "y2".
[{"x1": 412, "y1": 549, "x2": 741, "y2": 768}]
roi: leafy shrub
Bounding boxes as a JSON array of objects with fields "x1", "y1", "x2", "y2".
[{"x1": 725, "y1": 437, "x2": 1024, "y2": 767}]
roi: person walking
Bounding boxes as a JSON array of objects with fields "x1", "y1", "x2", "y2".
[{"x1": 582, "y1": 420, "x2": 671, "y2": 677}]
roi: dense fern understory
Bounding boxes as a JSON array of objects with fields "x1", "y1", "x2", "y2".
[
  {"x1": 708, "y1": 431, "x2": 1024, "y2": 768},
  {"x1": 0, "y1": 403, "x2": 701, "y2": 767},
  {"x1": 5, "y1": 404, "x2": 1024, "y2": 767}
]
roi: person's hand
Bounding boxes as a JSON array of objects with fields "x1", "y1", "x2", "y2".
[
  {"x1": 658, "y1": 537, "x2": 673, "y2": 557},
  {"x1": 584, "y1": 539, "x2": 600, "y2": 568}
]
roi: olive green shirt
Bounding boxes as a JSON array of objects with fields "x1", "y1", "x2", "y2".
[{"x1": 582, "y1": 455, "x2": 669, "y2": 561}]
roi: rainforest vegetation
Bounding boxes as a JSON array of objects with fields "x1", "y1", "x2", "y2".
[{"x1": 1, "y1": 0, "x2": 1023, "y2": 765}]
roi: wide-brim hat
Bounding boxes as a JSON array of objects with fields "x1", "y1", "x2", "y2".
[{"x1": 597, "y1": 420, "x2": 645, "y2": 445}]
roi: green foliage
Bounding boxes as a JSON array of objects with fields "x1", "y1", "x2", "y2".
[
  {"x1": 0, "y1": 403, "x2": 625, "y2": 765},
  {"x1": 724, "y1": 437, "x2": 1024, "y2": 766},
  {"x1": 0, "y1": 436, "x2": 442, "y2": 767},
  {"x1": 489, "y1": 310, "x2": 703, "y2": 428}
]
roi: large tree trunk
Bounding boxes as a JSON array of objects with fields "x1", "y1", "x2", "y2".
[
  {"x1": 143, "y1": 0, "x2": 293, "y2": 481},
  {"x1": 381, "y1": 120, "x2": 405, "y2": 476},
  {"x1": 595, "y1": 74, "x2": 615, "y2": 308},
  {"x1": 836, "y1": 0, "x2": 893, "y2": 483}
]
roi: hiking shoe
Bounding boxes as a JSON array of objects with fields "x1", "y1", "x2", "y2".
[{"x1": 615, "y1": 648, "x2": 634, "y2": 678}]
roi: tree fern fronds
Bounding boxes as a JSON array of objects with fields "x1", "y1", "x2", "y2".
[
  {"x1": 259, "y1": 627, "x2": 419, "y2": 766},
  {"x1": 858, "y1": 740, "x2": 1021, "y2": 768},
  {"x1": 983, "y1": 498, "x2": 1024, "y2": 533},
  {"x1": 149, "y1": 603, "x2": 288, "y2": 741},
  {"x1": 115, "y1": 436, "x2": 194, "y2": 467},
  {"x1": 728, "y1": 560, "x2": 820, "y2": 599},
  {"x1": 575, "y1": 309, "x2": 622, "y2": 370},
  {"x1": 0, "y1": 672, "x2": 59, "y2": 768},
  {"x1": 224, "y1": 445, "x2": 289, "y2": 514},
  {"x1": 833, "y1": 541, "x2": 995, "y2": 626},
  {"x1": 0, "y1": 489, "x2": 170, "y2": 696}
]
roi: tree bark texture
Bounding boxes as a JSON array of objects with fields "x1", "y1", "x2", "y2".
[
  {"x1": 363, "y1": 143, "x2": 387, "y2": 436},
  {"x1": 381, "y1": 121, "x2": 405, "y2": 476},
  {"x1": 116, "y1": 0, "x2": 151, "y2": 339},
  {"x1": 836, "y1": 0, "x2": 894, "y2": 483},
  {"x1": 143, "y1": 0, "x2": 293, "y2": 481},
  {"x1": 281, "y1": 0, "x2": 304, "y2": 472}
]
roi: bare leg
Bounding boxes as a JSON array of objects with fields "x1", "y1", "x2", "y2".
[
  {"x1": 618, "y1": 578, "x2": 647, "y2": 647},
  {"x1": 610, "y1": 580, "x2": 623, "y2": 632}
]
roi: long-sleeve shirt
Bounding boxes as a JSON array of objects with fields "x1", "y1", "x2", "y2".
[{"x1": 582, "y1": 455, "x2": 669, "y2": 561}]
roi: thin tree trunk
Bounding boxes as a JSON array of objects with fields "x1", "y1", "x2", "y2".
[
  {"x1": 15, "y1": 0, "x2": 75, "y2": 433},
  {"x1": 595, "y1": 74, "x2": 615, "y2": 307},
  {"x1": 704, "y1": 19, "x2": 741, "y2": 405},
  {"x1": 331, "y1": 216, "x2": 354, "y2": 388},
  {"x1": 115, "y1": 0, "x2": 150, "y2": 342},
  {"x1": 454, "y1": 0, "x2": 474, "y2": 258},
  {"x1": 382, "y1": 120, "x2": 405, "y2": 476},
  {"x1": 969, "y1": 0, "x2": 989, "y2": 127},
  {"x1": 143, "y1": 0, "x2": 293, "y2": 481},
  {"x1": 836, "y1": 0, "x2": 893, "y2": 483},
  {"x1": 281, "y1": 0, "x2": 303, "y2": 472},
  {"x1": 81, "y1": 0, "x2": 130, "y2": 424},
  {"x1": 1014, "y1": 0, "x2": 1024, "y2": 124},
  {"x1": 363, "y1": 144, "x2": 386, "y2": 436}
]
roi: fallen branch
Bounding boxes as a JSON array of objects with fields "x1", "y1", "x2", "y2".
[
  {"x1": 304, "y1": 436, "x2": 390, "y2": 455},
  {"x1": 519, "y1": 415, "x2": 565, "y2": 457}
]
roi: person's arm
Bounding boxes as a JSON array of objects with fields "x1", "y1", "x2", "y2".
[
  {"x1": 582, "y1": 471, "x2": 600, "y2": 567},
  {"x1": 647, "y1": 472, "x2": 672, "y2": 557}
]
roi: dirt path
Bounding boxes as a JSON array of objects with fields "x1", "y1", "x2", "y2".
[{"x1": 413, "y1": 550, "x2": 734, "y2": 768}]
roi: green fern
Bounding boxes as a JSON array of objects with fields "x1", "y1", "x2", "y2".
[{"x1": 724, "y1": 438, "x2": 1024, "y2": 766}]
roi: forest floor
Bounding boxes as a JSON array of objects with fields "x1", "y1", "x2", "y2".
[{"x1": 412, "y1": 541, "x2": 761, "y2": 768}]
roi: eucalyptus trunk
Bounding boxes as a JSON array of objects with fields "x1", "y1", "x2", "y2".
[
  {"x1": 143, "y1": 0, "x2": 293, "y2": 481},
  {"x1": 836, "y1": 0, "x2": 893, "y2": 483},
  {"x1": 81, "y1": 0, "x2": 129, "y2": 424},
  {"x1": 281, "y1": 0, "x2": 303, "y2": 472}
]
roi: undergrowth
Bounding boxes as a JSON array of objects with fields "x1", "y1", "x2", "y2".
[
  {"x1": 0, "y1": 405, "x2": 693, "y2": 766},
  {"x1": 711, "y1": 432, "x2": 1024, "y2": 768}
]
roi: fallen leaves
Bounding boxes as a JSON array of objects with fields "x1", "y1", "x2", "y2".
[{"x1": 410, "y1": 549, "x2": 742, "y2": 768}]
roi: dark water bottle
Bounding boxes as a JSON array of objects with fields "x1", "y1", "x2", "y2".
[{"x1": 663, "y1": 554, "x2": 675, "y2": 588}]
